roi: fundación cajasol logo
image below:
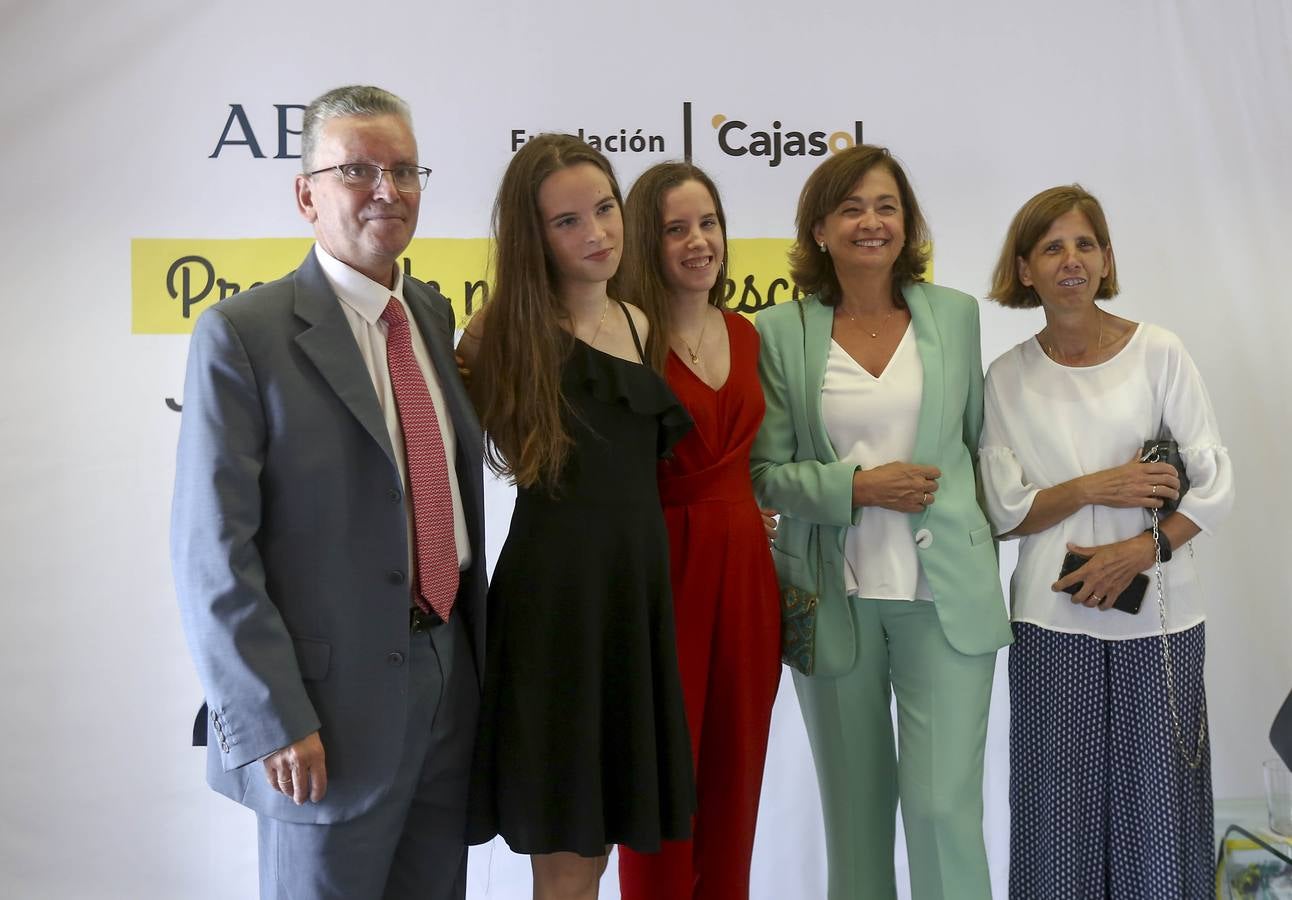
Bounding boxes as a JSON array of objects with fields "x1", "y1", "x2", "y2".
[{"x1": 509, "y1": 102, "x2": 865, "y2": 166}]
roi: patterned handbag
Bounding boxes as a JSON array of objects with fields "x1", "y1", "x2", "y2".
[
  {"x1": 780, "y1": 583, "x2": 819, "y2": 675},
  {"x1": 779, "y1": 529, "x2": 824, "y2": 676}
]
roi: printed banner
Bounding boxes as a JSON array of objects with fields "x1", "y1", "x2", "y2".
[{"x1": 133, "y1": 236, "x2": 933, "y2": 333}]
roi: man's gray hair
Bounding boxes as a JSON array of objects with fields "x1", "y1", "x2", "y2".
[{"x1": 300, "y1": 85, "x2": 413, "y2": 172}]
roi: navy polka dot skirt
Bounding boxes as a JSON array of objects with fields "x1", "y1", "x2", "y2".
[{"x1": 1009, "y1": 622, "x2": 1213, "y2": 900}]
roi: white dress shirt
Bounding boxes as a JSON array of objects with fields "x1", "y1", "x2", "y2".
[
  {"x1": 821, "y1": 324, "x2": 933, "y2": 602},
  {"x1": 980, "y1": 323, "x2": 1233, "y2": 640},
  {"x1": 314, "y1": 244, "x2": 472, "y2": 575}
]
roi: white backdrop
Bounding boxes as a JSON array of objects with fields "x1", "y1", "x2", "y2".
[{"x1": 1, "y1": 1, "x2": 1288, "y2": 897}]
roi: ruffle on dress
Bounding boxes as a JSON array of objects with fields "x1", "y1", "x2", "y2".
[{"x1": 567, "y1": 338, "x2": 693, "y2": 458}]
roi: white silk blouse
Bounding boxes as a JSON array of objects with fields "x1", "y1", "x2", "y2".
[
  {"x1": 980, "y1": 322, "x2": 1233, "y2": 640},
  {"x1": 822, "y1": 324, "x2": 934, "y2": 602}
]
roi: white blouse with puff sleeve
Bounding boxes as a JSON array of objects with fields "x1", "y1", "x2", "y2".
[{"x1": 979, "y1": 322, "x2": 1234, "y2": 640}]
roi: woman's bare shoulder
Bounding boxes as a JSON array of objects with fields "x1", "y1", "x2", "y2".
[
  {"x1": 456, "y1": 303, "x2": 491, "y2": 364},
  {"x1": 616, "y1": 299, "x2": 651, "y2": 340}
]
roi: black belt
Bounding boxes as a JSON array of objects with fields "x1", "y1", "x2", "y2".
[{"x1": 410, "y1": 606, "x2": 444, "y2": 633}]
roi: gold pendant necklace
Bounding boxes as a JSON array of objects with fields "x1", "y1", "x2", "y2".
[
  {"x1": 679, "y1": 309, "x2": 709, "y2": 364},
  {"x1": 844, "y1": 304, "x2": 897, "y2": 339}
]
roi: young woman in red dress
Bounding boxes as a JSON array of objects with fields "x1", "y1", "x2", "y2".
[{"x1": 617, "y1": 163, "x2": 782, "y2": 900}]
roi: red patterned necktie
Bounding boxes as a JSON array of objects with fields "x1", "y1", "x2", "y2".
[{"x1": 381, "y1": 297, "x2": 459, "y2": 620}]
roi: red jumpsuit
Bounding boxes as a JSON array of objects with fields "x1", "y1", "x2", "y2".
[{"x1": 618, "y1": 312, "x2": 782, "y2": 900}]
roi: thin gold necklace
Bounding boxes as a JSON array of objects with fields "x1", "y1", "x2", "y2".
[
  {"x1": 1043, "y1": 311, "x2": 1105, "y2": 365},
  {"x1": 585, "y1": 297, "x2": 610, "y2": 346},
  {"x1": 841, "y1": 303, "x2": 897, "y2": 339},
  {"x1": 678, "y1": 308, "x2": 709, "y2": 364}
]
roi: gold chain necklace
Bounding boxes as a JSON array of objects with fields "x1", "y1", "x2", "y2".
[
  {"x1": 585, "y1": 296, "x2": 610, "y2": 347},
  {"x1": 678, "y1": 308, "x2": 709, "y2": 364},
  {"x1": 842, "y1": 304, "x2": 897, "y2": 339},
  {"x1": 1043, "y1": 311, "x2": 1105, "y2": 365}
]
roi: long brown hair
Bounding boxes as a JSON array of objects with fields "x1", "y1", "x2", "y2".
[
  {"x1": 621, "y1": 162, "x2": 729, "y2": 372},
  {"x1": 474, "y1": 133, "x2": 625, "y2": 491},
  {"x1": 788, "y1": 145, "x2": 930, "y2": 306}
]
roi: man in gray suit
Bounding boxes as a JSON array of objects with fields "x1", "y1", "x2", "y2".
[{"x1": 172, "y1": 85, "x2": 485, "y2": 899}]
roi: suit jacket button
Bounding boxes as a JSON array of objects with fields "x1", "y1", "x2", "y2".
[
  {"x1": 388, "y1": 487, "x2": 402, "y2": 502},
  {"x1": 388, "y1": 569, "x2": 406, "y2": 585},
  {"x1": 387, "y1": 652, "x2": 405, "y2": 666},
  {"x1": 914, "y1": 528, "x2": 933, "y2": 549}
]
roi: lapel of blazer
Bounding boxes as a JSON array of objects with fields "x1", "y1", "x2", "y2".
[
  {"x1": 290, "y1": 250, "x2": 398, "y2": 468},
  {"x1": 801, "y1": 296, "x2": 838, "y2": 464},
  {"x1": 906, "y1": 281, "x2": 946, "y2": 527}
]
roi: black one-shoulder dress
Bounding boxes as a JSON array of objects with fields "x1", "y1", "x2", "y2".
[{"x1": 466, "y1": 303, "x2": 695, "y2": 857}]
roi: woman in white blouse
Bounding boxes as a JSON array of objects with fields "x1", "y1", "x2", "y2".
[{"x1": 980, "y1": 185, "x2": 1234, "y2": 900}]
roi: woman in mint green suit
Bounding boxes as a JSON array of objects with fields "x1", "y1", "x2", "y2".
[{"x1": 751, "y1": 146, "x2": 1011, "y2": 900}]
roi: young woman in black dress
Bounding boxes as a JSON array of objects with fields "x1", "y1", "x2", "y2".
[{"x1": 458, "y1": 133, "x2": 694, "y2": 900}]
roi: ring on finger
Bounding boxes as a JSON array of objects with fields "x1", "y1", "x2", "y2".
[
  {"x1": 1151, "y1": 484, "x2": 1158, "y2": 495},
  {"x1": 921, "y1": 492, "x2": 930, "y2": 506}
]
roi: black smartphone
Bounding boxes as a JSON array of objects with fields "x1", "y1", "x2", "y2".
[{"x1": 1058, "y1": 551, "x2": 1148, "y2": 615}]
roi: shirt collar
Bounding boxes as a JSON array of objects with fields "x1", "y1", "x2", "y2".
[{"x1": 313, "y1": 244, "x2": 406, "y2": 325}]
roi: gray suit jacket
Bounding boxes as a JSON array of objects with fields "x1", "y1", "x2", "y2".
[{"x1": 172, "y1": 249, "x2": 486, "y2": 824}]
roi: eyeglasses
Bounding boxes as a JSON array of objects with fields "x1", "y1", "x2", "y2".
[{"x1": 307, "y1": 163, "x2": 432, "y2": 193}]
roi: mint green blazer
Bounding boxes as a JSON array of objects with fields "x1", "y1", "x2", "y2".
[{"x1": 751, "y1": 283, "x2": 1011, "y2": 675}]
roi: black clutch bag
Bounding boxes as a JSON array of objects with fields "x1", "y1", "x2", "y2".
[
  {"x1": 1058, "y1": 551, "x2": 1148, "y2": 615},
  {"x1": 1141, "y1": 438, "x2": 1190, "y2": 514}
]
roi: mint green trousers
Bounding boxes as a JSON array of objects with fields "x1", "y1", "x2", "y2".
[{"x1": 793, "y1": 597, "x2": 996, "y2": 900}]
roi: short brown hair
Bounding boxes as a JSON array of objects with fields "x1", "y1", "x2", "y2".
[
  {"x1": 988, "y1": 184, "x2": 1120, "y2": 308},
  {"x1": 788, "y1": 145, "x2": 930, "y2": 306},
  {"x1": 621, "y1": 162, "x2": 729, "y2": 371}
]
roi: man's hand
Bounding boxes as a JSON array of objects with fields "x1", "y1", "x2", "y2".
[{"x1": 262, "y1": 731, "x2": 327, "y2": 805}]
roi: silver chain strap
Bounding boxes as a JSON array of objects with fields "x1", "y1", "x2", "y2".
[{"x1": 1149, "y1": 509, "x2": 1207, "y2": 769}]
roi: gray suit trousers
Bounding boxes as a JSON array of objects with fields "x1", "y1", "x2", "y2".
[{"x1": 257, "y1": 613, "x2": 477, "y2": 900}]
